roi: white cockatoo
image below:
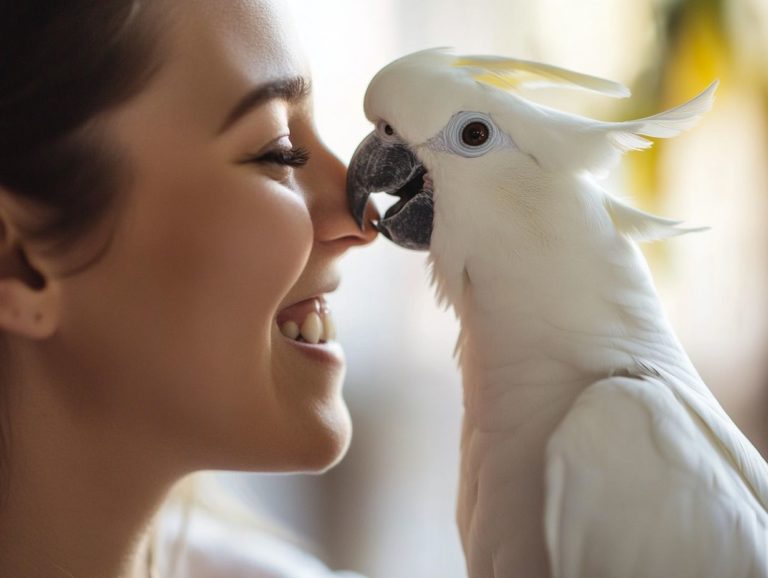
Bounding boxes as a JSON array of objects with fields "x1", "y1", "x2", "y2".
[{"x1": 346, "y1": 48, "x2": 768, "y2": 578}]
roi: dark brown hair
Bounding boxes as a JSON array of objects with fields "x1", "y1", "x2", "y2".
[{"x1": 0, "y1": 0, "x2": 166, "y2": 503}]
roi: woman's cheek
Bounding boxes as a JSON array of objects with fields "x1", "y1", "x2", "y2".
[{"x1": 249, "y1": 181, "x2": 313, "y2": 309}]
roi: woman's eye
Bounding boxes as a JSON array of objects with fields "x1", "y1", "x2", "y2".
[{"x1": 243, "y1": 146, "x2": 311, "y2": 168}]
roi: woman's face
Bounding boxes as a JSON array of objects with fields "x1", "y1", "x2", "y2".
[{"x1": 44, "y1": 0, "x2": 378, "y2": 473}]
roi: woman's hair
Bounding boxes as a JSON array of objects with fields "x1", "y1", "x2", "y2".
[
  {"x1": 0, "y1": 0, "x2": 165, "y2": 505},
  {"x1": 0, "y1": 1, "x2": 166, "y2": 264}
]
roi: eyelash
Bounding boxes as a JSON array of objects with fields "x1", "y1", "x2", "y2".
[{"x1": 247, "y1": 146, "x2": 311, "y2": 168}]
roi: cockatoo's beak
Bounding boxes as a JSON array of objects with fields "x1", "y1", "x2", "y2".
[{"x1": 346, "y1": 131, "x2": 434, "y2": 250}]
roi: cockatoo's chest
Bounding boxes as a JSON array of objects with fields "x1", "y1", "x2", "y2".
[{"x1": 457, "y1": 365, "x2": 587, "y2": 577}]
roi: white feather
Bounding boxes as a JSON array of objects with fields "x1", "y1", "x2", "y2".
[
  {"x1": 604, "y1": 194, "x2": 709, "y2": 242},
  {"x1": 453, "y1": 54, "x2": 631, "y2": 98},
  {"x1": 545, "y1": 372, "x2": 768, "y2": 578},
  {"x1": 610, "y1": 81, "x2": 719, "y2": 139},
  {"x1": 484, "y1": 81, "x2": 719, "y2": 178}
]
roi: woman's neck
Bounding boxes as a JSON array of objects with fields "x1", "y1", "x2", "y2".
[{"x1": 0, "y1": 357, "x2": 179, "y2": 578}]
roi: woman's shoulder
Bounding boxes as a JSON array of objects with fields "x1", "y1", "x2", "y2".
[{"x1": 153, "y1": 502, "x2": 364, "y2": 578}]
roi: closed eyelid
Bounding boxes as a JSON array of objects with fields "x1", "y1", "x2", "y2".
[{"x1": 250, "y1": 134, "x2": 293, "y2": 158}]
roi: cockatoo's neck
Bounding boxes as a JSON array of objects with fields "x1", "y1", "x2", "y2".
[
  {"x1": 461, "y1": 240, "x2": 690, "y2": 386},
  {"x1": 430, "y1": 177, "x2": 699, "y2": 393}
]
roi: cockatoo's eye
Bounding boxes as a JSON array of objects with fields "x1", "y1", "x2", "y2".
[
  {"x1": 441, "y1": 111, "x2": 508, "y2": 158},
  {"x1": 384, "y1": 124, "x2": 395, "y2": 136},
  {"x1": 462, "y1": 122, "x2": 490, "y2": 147}
]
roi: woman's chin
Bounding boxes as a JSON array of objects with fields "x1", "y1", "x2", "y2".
[{"x1": 297, "y1": 400, "x2": 353, "y2": 473}]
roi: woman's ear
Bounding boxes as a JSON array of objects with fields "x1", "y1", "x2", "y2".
[{"x1": 0, "y1": 192, "x2": 60, "y2": 339}]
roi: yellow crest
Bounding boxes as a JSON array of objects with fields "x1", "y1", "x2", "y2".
[{"x1": 452, "y1": 55, "x2": 630, "y2": 98}]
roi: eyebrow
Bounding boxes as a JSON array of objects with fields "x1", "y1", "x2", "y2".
[{"x1": 217, "y1": 75, "x2": 311, "y2": 135}]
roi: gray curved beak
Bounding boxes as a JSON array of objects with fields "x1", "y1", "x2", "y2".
[{"x1": 346, "y1": 131, "x2": 433, "y2": 251}]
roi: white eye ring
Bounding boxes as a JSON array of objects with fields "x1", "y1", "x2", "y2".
[
  {"x1": 376, "y1": 120, "x2": 400, "y2": 143},
  {"x1": 445, "y1": 111, "x2": 504, "y2": 158}
]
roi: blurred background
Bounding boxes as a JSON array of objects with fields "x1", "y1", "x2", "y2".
[{"x1": 216, "y1": 0, "x2": 768, "y2": 576}]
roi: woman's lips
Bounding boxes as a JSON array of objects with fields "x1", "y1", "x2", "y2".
[{"x1": 276, "y1": 296, "x2": 336, "y2": 344}]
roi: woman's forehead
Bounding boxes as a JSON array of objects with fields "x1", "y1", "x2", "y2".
[
  {"x1": 112, "y1": 0, "x2": 311, "y2": 135},
  {"x1": 163, "y1": 0, "x2": 309, "y2": 94}
]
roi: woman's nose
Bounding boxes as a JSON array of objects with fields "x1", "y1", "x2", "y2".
[{"x1": 303, "y1": 144, "x2": 379, "y2": 252}]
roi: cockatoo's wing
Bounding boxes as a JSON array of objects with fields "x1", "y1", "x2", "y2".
[{"x1": 545, "y1": 373, "x2": 768, "y2": 578}]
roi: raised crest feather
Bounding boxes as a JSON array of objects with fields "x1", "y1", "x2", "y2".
[
  {"x1": 453, "y1": 55, "x2": 631, "y2": 98},
  {"x1": 605, "y1": 80, "x2": 719, "y2": 152}
]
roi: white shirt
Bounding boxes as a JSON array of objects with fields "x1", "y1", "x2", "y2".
[{"x1": 153, "y1": 504, "x2": 365, "y2": 578}]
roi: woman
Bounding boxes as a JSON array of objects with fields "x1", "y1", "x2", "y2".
[{"x1": 0, "y1": 1, "x2": 379, "y2": 576}]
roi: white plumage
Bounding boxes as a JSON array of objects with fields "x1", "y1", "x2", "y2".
[
  {"x1": 547, "y1": 371, "x2": 768, "y2": 578},
  {"x1": 355, "y1": 48, "x2": 768, "y2": 578}
]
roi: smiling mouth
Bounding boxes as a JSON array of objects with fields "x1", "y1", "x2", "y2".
[{"x1": 276, "y1": 297, "x2": 336, "y2": 345}]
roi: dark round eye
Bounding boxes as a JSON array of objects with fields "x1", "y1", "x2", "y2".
[
  {"x1": 462, "y1": 121, "x2": 489, "y2": 146},
  {"x1": 384, "y1": 124, "x2": 395, "y2": 136}
]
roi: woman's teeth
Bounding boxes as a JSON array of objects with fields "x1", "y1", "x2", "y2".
[{"x1": 279, "y1": 308, "x2": 336, "y2": 345}]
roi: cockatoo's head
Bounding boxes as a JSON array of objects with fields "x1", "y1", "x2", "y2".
[
  {"x1": 347, "y1": 48, "x2": 715, "y2": 250},
  {"x1": 345, "y1": 48, "x2": 630, "y2": 250}
]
